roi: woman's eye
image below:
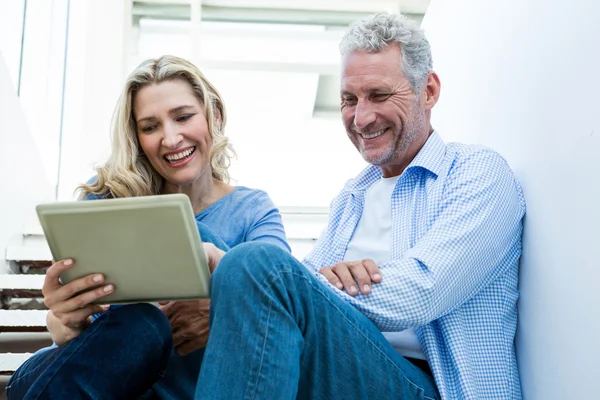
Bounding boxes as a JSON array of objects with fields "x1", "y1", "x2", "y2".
[
  {"x1": 177, "y1": 114, "x2": 193, "y2": 122},
  {"x1": 141, "y1": 125, "x2": 156, "y2": 133}
]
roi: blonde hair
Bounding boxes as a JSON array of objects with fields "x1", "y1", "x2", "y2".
[{"x1": 78, "y1": 55, "x2": 235, "y2": 199}]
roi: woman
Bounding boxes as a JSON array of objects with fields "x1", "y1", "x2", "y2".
[{"x1": 7, "y1": 55, "x2": 290, "y2": 399}]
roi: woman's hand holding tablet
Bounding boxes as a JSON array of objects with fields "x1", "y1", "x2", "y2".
[{"x1": 43, "y1": 259, "x2": 112, "y2": 345}]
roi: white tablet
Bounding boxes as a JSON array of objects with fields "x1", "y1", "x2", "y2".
[{"x1": 36, "y1": 193, "x2": 211, "y2": 304}]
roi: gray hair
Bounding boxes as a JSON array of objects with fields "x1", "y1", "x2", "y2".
[{"x1": 339, "y1": 12, "x2": 433, "y2": 93}]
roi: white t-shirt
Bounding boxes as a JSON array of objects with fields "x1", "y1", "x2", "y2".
[{"x1": 344, "y1": 175, "x2": 425, "y2": 360}]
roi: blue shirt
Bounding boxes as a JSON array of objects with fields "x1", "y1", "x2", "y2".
[{"x1": 303, "y1": 132, "x2": 526, "y2": 399}]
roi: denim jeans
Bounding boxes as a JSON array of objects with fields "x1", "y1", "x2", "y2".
[
  {"x1": 6, "y1": 303, "x2": 173, "y2": 399},
  {"x1": 8, "y1": 239, "x2": 439, "y2": 399},
  {"x1": 6, "y1": 222, "x2": 229, "y2": 400},
  {"x1": 196, "y1": 242, "x2": 440, "y2": 400}
]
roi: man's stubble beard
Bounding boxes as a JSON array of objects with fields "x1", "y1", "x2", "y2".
[{"x1": 367, "y1": 103, "x2": 425, "y2": 167}]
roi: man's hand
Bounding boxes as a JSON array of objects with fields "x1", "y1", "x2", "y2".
[
  {"x1": 319, "y1": 259, "x2": 382, "y2": 296},
  {"x1": 160, "y1": 299, "x2": 211, "y2": 356}
]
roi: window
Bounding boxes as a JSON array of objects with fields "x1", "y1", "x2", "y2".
[{"x1": 2, "y1": 0, "x2": 427, "y2": 206}]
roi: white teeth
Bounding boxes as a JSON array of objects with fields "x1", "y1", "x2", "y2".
[
  {"x1": 165, "y1": 147, "x2": 195, "y2": 162},
  {"x1": 361, "y1": 129, "x2": 387, "y2": 139}
]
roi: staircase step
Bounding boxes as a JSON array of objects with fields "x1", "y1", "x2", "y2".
[
  {"x1": 0, "y1": 332, "x2": 52, "y2": 353},
  {"x1": 0, "y1": 275, "x2": 44, "y2": 290},
  {"x1": 0, "y1": 353, "x2": 34, "y2": 374},
  {"x1": 6, "y1": 245, "x2": 51, "y2": 262},
  {"x1": 0, "y1": 310, "x2": 47, "y2": 332}
]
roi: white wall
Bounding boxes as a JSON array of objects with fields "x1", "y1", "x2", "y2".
[
  {"x1": 0, "y1": 0, "x2": 25, "y2": 90},
  {"x1": 0, "y1": 51, "x2": 52, "y2": 272},
  {"x1": 422, "y1": 1, "x2": 600, "y2": 398},
  {"x1": 18, "y1": 0, "x2": 69, "y2": 191},
  {"x1": 56, "y1": 0, "x2": 130, "y2": 200}
]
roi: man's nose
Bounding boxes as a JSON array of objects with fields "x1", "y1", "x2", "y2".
[{"x1": 353, "y1": 100, "x2": 376, "y2": 130}]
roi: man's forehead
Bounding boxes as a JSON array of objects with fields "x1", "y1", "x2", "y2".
[
  {"x1": 340, "y1": 48, "x2": 402, "y2": 79},
  {"x1": 340, "y1": 56, "x2": 403, "y2": 93}
]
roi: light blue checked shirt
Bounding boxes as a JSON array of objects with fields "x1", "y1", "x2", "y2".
[{"x1": 303, "y1": 132, "x2": 525, "y2": 400}]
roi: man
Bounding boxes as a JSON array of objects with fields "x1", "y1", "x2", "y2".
[{"x1": 196, "y1": 12, "x2": 525, "y2": 400}]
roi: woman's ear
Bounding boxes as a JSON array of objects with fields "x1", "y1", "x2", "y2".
[{"x1": 212, "y1": 101, "x2": 224, "y2": 131}]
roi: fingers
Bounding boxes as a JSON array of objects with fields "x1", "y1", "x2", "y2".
[
  {"x1": 49, "y1": 273, "x2": 108, "y2": 306},
  {"x1": 52, "y1": 284, "x2": 114, "y2": 314},
  {"x1": 175, "y1": 338, "x2": 207, "y2": 357},
  {"x1": 322, "y1": 259, "x2": 383, "y2": 296},
  {"x1": 319, "y1": 267, "x2": 343, "y2": 290},
  {"x1": 197, "y1": 298, "x2": 211, "y2": 310},
  {"x1": 331, "y1": 262, "x2": 360, "y2": 296},
  {"x1": 347, "y1": 262, "x2": 373, "y2": 295},
  {"x1": 54, "y1": 304, "x2": 106, "y2": 329},
  {"x1": 159, "y1": 301, "x2": 175, "y2": 317},
  {"x1": 43, "y1": 259, "x2": 74, "y2": 296},
  {"x1": 45, "y1": 271, "x2": 113, "y2": 310},
  {"x1": 202, "y1": 243, "x2": 221, "y2": 273},
  {"x1": 163, "y1": 300, "x2": 210, "y2": 325},
  {"x1": 160, "y1": 300, "x2": 191, "y2": 319},
  {"x1": 175, "y1": 341, "x2": 194, "y2": 357},
  {"x1": 172, "y1": 327, "x2": 186, "y2": 348},
  {"x1": 361, "y1": 259, "x2": 382, "y2": 283},
  {"x1": 173, "y1": 325, "x2": 209, "y2": 355}
]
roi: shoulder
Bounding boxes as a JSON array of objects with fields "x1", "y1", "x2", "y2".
[
  {"x1": 446, "y1": 143, "x2": 515, "y2": 179},
  {"x1": 224, "y1": 186, "x2": 281, "y2": 221},
  {"x1": 81, "y1": 175, "x2": 112, "y2": 200},
  {"x1": 445, "y1": 143, "x2": 525, "y2": 207},
  {"x1": 227, "y1": 186, "x2": 274, "y2": 207}
]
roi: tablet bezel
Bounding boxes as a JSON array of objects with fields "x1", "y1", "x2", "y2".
[{"x1": 36, "y1": 194, "x2": 211, "y2": 304}]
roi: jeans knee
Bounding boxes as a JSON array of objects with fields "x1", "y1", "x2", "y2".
[
  {"x1": 212, "y1": 242, "x2": 295, "y2": 292},
  {"x1": 108, "y1": 303, "x2": 172, "y2": 351}
]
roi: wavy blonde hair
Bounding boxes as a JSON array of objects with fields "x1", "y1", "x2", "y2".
[{"x1": 78, "y1": 55, "x2": 235, "y2": 199}]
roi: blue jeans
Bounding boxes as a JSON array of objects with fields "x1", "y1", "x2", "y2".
[
  {"x1": 6, "y1": 303, "x2": 173, "y2": 399},
  {"x1": 8, "y1": 240, "x2": 439, "y2": 399},
  {"x1": 7, "y1": 222, "x2": 229, "y2": 400},
  {"x1": 196, "y1": 242, "x2": 440, "y2": 400}
]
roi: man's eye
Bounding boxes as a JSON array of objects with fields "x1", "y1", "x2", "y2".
[
  {"x1": 373, "y1": 93, "x2": 391, "y2": 101},
  {"x1": 342, "y1": 97, "x2": 357, "y2": 105}
]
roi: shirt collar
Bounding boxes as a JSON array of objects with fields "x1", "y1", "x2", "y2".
[
  {"x1": 345, "y1": 131, "x2": 446, "y2": 193},
  {"x1": 406, "y1": 130, "x2": 446, "y2": 177}
]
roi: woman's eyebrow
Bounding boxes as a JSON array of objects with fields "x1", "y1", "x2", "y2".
[
  {"x1": 168, "y1": 105, "x2": 195, "y2": 115},
  {"x1": 136, "y1": 105, "x2": 196, "y2": 124}
]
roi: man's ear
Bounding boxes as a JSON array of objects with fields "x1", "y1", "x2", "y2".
[{"x1": 423, "y1": 71, "x2": 441, "y2": 110}]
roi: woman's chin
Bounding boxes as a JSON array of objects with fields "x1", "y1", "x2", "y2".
[{"x1": 161, "y1": 168, "x2": 206, "y2": 188}]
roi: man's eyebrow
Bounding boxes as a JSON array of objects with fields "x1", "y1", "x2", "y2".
[
  {"x1": 340, "y1": 88, "x2": 391, "y2": 97},
  {"x1": 136, "y1": 105, "x2": 196, "y2": 124}
]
